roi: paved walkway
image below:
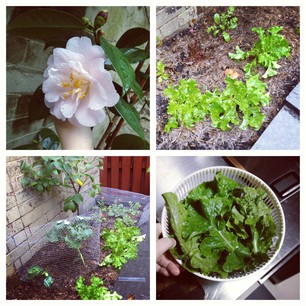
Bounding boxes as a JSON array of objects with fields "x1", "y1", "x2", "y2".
[{"x1": 252, "y1": 83, "x2": 300, "y2": 150}]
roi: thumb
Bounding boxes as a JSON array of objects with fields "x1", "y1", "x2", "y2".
[{"x1": 156, "y1": 237, "x2": 176, "y2": 258}]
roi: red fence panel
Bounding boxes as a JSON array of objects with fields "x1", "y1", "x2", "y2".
[{"x1": 100, "y1": 156, "x2": 150, "y2": 195}]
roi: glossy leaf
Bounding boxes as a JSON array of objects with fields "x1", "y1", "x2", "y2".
[
  {"x1": 110, "y1": 134, "x2": 149, "y2": 150},
  {"x1": 38, "y1": 128, "x2": 59, "y2": 150},
  {"x1": 116, "y1": 27, "x2": 149, "y2": 48},
  {"x1": 7, "y1": 8, "x2": 84, "y2": 40},
  {"x1": 29, "y1": 84, "x2": 50, "y2": 122},
  {"x1": 120, "y1": 48, "x2": 149, "y2": 63},
  {"x1": 100, "y1": 37, "x2": 143, "y2": 99},
  {"x1": 115, "y1": 98, "x2": 145, "y2": 140}
]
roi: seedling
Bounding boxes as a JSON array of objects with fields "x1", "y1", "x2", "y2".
[
  {"x1": 46, "y1": 217, "x2": 93, "y2": 266},
  {"x1": 207, "y1": 6, "x2": 238, "y2": 42},
  {"x1": 98, "y1": 200, "x2": 141, "y2": 225},
  {"x1": 27, "y1": 265, "x2": 54, "y2": 287},
  {"x1": 156, "y1": 60, "x2": 169, "y2": 83}
]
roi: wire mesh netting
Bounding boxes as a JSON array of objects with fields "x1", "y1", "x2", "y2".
[
  {"x1": 11, "y1": 210, "x2": 101, "y2": 288},
  {"x1": 7, "y1": 187, "x2": 150, "y2": 298},
  {"x1": 95, "y1": 187, "x2": 150, "y2": 226}
]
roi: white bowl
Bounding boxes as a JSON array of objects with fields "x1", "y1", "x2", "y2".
[{"x1": 161, "y1": 166, "x2": 285, "y2": 281}]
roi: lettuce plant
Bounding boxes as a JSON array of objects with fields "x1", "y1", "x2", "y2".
[
  {"x1": 164, "y1": 74, "x2": 270, "y2": 132},
  {"x1": 100, "y1": 218, "x2": 145, "y2": 269},
  {"x1": 76, "y1": 276, "x2": 122, "y2": 300},
  {"x1": 228, "y1": 26, "x2": 291, "y2": 78}
]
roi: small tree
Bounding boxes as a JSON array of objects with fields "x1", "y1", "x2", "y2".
[{"x1": 20, "y1": 156, "x2": 103, "y2": 214}]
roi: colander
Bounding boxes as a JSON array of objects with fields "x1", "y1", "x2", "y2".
[{"x1": 161, "y1": 166, "x2": 285, "y2": 281}]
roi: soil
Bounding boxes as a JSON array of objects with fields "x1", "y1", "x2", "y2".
[
  {"x1": 156, "y1": 6, "x2": 300, "y2": 150},
  {"x1": 6, "y1": 209, "x2": 142, "y2": 300}
]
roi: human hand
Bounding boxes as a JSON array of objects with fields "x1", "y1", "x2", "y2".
[
  {"x1": 54, "y1": 118, "x2": 93, "y2": 150},
  {"x1": 156, "y1": 223, "x2": 181, "y2": 276}
]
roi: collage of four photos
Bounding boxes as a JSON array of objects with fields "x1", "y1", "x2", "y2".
[{"x1": 5, "y1": 4, "x2": 301, "y2": 301}]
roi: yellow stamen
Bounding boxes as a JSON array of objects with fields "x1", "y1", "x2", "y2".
[{"x1": 60, "y1": 70, "x2": 90, "y2": 101}]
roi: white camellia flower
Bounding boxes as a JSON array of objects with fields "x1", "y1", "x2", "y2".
[{"x1": 42, "y1": 36, "x2": 119, "y2": 127}]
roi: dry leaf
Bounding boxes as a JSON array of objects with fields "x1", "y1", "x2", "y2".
[{"x1": 225, "y1": 68, "x2": 240, "y2": 79}]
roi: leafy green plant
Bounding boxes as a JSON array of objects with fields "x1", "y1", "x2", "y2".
[
  {"x1": 228, "y1": 26, "x2": 291, "y2": 78},
  {"x1": 156, "y1": 60, "x2": 169, "y2": 83},
  {"x1": 27, "y1": 266, "x2": 54, "y2": 287},
  {"x1": 98, "y1": 200, "x2": 141, "y2": 225},
  {"x1": 46, "y1": 217, "x2": 93, "y2": 266},
  {"x1": 76, "y1": 276, "x2": 122, "y2": 300},
  {"x1": 20, "y1": 156, "x2": 102, "y2": 213},
  {"x1": 207, "y1": 6, "x2": 238, "y2": 42},
  {"x1": 164, "y1": 74, "x2": 270, "y2": 132},
  {"x1": 100, "y1": 218, "x2": 145, "y2": 269},
  {"x1": 163, "y1": 172, "x2": 277, "y2": 278}
]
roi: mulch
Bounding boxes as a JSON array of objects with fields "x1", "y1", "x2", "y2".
[{"x1": 156, "y1": 6, "x2": 300, "y2": 150}]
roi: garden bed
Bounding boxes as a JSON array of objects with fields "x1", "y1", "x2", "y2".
[
  {"x1": 6, "y1": 194, "x2": 149, "y2": 300},
  {"x1": 156, "y1": 6, "x2": 299, "y2": 150}
]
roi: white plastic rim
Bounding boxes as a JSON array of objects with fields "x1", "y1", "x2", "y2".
[{"x1": 161, "y1": 166, "x2": 286, "y2": 281}]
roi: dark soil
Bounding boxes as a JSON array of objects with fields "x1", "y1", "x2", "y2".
[
  {"x1": 6, "y1": 210, "x2": 142, "y2": 300},
  {"x1": 156, "y1": 6, "x2": 300, "y2": 150}
]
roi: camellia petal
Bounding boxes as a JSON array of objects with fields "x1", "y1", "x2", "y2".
[
  {"x1": 74, "y1": 100, "x2": 106, "y2": 127},
  {"x1": 42, "y1": 36, "x2": 119, "y2": 127},
  {"x1": 66, "y1": 36, "x2": 105, "y2": 60}
]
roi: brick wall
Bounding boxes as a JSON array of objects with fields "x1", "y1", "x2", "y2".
[
  {"x1": 156, "y1": 6, "x2": 205, "y2": 40},
  {"x1": 6, "y1": 156, "x2": 100, "y2": 277}
]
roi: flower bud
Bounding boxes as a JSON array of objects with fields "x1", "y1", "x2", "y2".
[
  {"x1": 94, "y1": 10, "x2": 108, "y2": 29},
  {"x1": 82, "y1": 16, "x2": 94, "y2": 31},
  {"x1": 76, "y1": 178, "x2": 84, "y2": 186}
]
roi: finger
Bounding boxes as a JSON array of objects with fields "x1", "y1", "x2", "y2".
[
  {"x1": 157, "y1": 256, "x2": 180, "y2": 276},
  {"x1": 156, "y1": 264, "x2": 170, "y2": 277},
  {"x1": 156, "y1": 237, "x2": 176, "y2": 258}
]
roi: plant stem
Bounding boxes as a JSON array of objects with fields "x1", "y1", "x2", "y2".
[
  {"x1": 96, "y1": 115, "x2": 120, "y2": 149},
  {"x1": 77, "y1": 248, "x2": 86, "y2": 266}
]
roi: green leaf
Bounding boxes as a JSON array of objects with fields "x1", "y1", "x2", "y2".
[
  {"x1": 214, "y1": 13, "x2": 220, "y2": 24},
  {"x1": 110, "y1": 134, "x2": 149, "y2": 150},
  {"x1": 72, "y1": 193, "x2": 83, "y2": 205},
  {"x1": 64, "y1": 201, "x2": 77, "y2": 212},
  {"x1": 222, "y1": 31, "x2": 230, "y2": 42},
  {"x1": 85, "y1": 173, "x2": 95, "y2": 182},
  {"x1": 29, "y1": 84, "x2": 50, "y2": 122},
  {"x1": 114, "y1": 98, "x2": 145, "y2": 140},
  {"x1": 121, "y1": 48, "x2": 149, "y2": 63},
  {"x1": 100, "y1": 37, "x2": 143, "y2": 99},
  {"x1": 85, "y1": 163, "x2": 94, "y2": 171},
  {"x1": 228, "y1": 46, "x2": 245, "y2": 60},
  {"x1": 88, "y1": 188, "x2": 96, "y2": 198},
  {"x1": 7, "y1": 8, "x2": 84, "y2": 40},
  {"x1": 116, "y1": 27, "x2": 149, "y2": 48},
  {"x1": 38, "y1": 128, "x2": 59, "y2": 150}
]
